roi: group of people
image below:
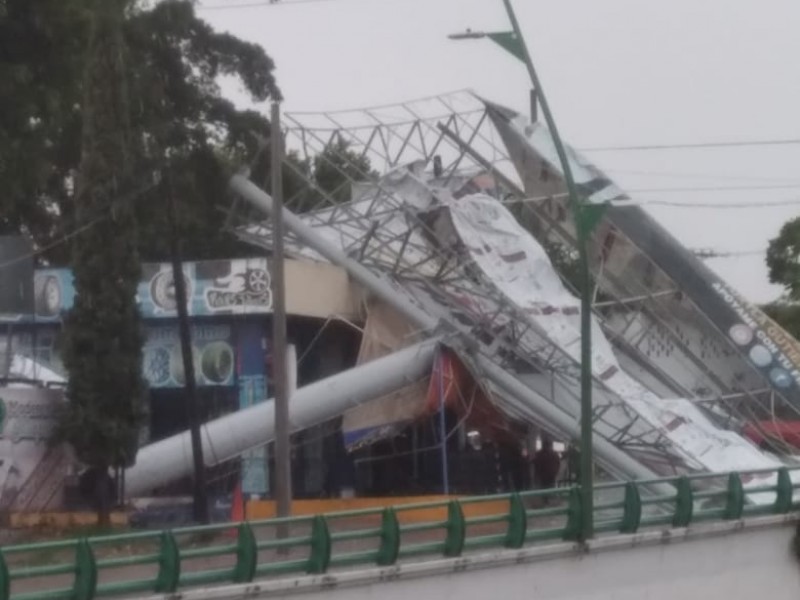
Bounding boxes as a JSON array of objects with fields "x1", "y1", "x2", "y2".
[{"x1": 528, "y1": 437, "x2": 580, "y2": 489}]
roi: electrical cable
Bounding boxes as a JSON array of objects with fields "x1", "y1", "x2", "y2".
[{"x1": 0, "y1": 180, "x2": 158, "y2": 271}]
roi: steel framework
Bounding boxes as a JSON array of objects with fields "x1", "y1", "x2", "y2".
[{"x1": 227, "y1": 90, "x2": 800, "y2": 482}]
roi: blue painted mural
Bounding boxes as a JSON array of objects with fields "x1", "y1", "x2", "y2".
[
  {"x1": 30, "y1": 258, "x2": 273, "y2": 323},
  {"x1": 235, "y1": 323, "x2": 269, "y2": 496},
  {"x1": 143, "y1": 324, "x2": 235, "y2": 388}
]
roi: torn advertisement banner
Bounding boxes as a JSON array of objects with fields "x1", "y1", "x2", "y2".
[{"x1": 445, "y1": 192, "x2": 780, "y2": 480}]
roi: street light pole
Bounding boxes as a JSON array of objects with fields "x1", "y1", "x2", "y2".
[
  {"x1": 452, "y1": 0, "x2": 597, "y2": 540},
  {"x1": 500, "y1": 0, "x2": 595, "y2": 541}
]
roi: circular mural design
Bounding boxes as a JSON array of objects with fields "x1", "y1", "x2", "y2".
[
  {"x1": 729, "y1": 324, "x2": 754, "y2": 346},
  {"x1": 770, "y1": 367, "x2": 793, "y2": 389},
  {"x1": 150, "y1": 270, "x2": 192, "y2": 311},
  {"x1": 144, "y1": 347, "x2": 171, "y2": 386},
  {"x1": 748, "y1": 344, "x2": 773, "y2": 368},
  {"x1": 200, "y1": 341, "x2": 234, "y2": 384}
]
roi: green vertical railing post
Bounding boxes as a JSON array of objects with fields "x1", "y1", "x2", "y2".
[
  {"x1": 620, "y1": 482, "x2": 642, "y2": 533},
  {"x1": 154, "y1": 531, "x2": 180, "y2": 594},
  {"x1": 672, "y1": 477, "x2": 694, "y2": 527},
  {"x1": 233, "y1": 522, "x2": 257, "y2": 583},
  {"x1": 504, "y1": 493, "x2": 527, "y2": 549},
  {"x1": 443, "y1": 501, "x2": 466, "y2": 557},
  {"x1": 73, "y1": 539, "x2": 97, "y2": 600},
  {"x1": 775, "y1": 468, "x2": 793, "y2": 514},
  {"x1": 376, "y1": 508, "x2": 400, "y2": 566},
  {"x1": 0, "y1": 551, "x2": 8, "y2": 600},
  {"x1": 563, "y1": 488, "x2": 583, "y2": 541},
  {"x1": 306, "y1": 516, "x2": 331, "y2": 574},
  {"x1": 725, "y1": 472, "x2": 744, "y2": 520}
]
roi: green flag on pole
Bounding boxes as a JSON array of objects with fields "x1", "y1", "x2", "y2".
[{"x1": 486, "y1": 31, "x2": 526, "y2": 63}]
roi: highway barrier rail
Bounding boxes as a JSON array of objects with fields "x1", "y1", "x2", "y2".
[{"x1": 2, "y1": 467, "x2": 799, "y2": 600}]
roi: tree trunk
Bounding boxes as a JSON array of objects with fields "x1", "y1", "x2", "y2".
[{"x1": 95, "y1": 467, "x2": 112, "y2": 528}]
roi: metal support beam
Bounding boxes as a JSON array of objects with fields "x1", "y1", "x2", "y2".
[
  {"x1": 271, "y1": 102, "x2": 292, "y2": 519},
  {"x1": 126, "y1": 339, "x2": 440, "y2": 496},
  {"x1": 228, "y1": 175, "x2": 666, "y2": 491}
]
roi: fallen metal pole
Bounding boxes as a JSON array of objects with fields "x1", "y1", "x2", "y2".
[
  {"x1": 229, "y1": 176, "x2": 439, "y2": 332},
  {"x1": 126, "y1": 338, "x2": 439, "y2": 496},
  {"x1": 229, "y1": 175, "x2": 664, "y2": 487}
]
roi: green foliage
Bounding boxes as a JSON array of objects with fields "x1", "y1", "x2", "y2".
[
  {"x1": 260, "y1": 138, "x2": 376, "y2": 214},
  {"x1": 60, "y1": 0, "x2": 145, "y2": 472},
  {"x1": 762, "y1": 302, "x2": 800, "y2": 340},
  {"x1": 0, "y1": 0, "x2": 280, "y2": 263},
  {"x1": 125, "y1": 0, "x2": 279, "y2": 260},
  {"x1": 313, "y1": 138, "x2": 375, "y2": 203},
  {"x1": 0, "y1": 0, "x2": 89, "y2": 248},
  {"x1": 767, "y1": 217, "x2": 800, "y2": 300}
]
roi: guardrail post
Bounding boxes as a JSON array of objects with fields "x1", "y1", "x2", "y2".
[
  {"x1": 233, "y1": 522, "x2": 258, "y2": 583},
  {"x1": 620, "y1": 481, "x2": 642, "y2": 533},
  {"x1": 154, "y1": 531, "x2": 180, "y2": 593},
  {"x1": 563, "y1": 488, "x2": 582, "y2": 541},
  {"x1": 672, "y1": 477, "x2": 693, "y2": 527},
  {"x1": 443, "y1": 500, "x2": 465, "y2": 557},
  {"x1": 775, "y1": 468, "x2": 793, "y2": 514},
  {"x1": 73, "y1": 539, "x2": 97, "y2": 600},
  {"x1": 306, "y1": 516, "x2": 331, "y2": 574},
  {"x1": 504, "y1": 493, "x2": 527, "y2": 549},
  {"x1": 376, "y1": 508, "x2": 400, "y2": 566},
  {"x1": 724, "y1": 472, "x2": 744, "y2": 520},
  {"x1": 0, "y1": 550, "x2": 9, "y2": 600}
]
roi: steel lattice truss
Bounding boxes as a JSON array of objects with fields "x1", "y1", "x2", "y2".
[{"x1": 228, "y1": 90, "x2": 800, "y2": 479}]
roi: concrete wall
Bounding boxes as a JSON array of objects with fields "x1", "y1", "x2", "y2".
[
  {"x1": 285, "y1": 260, "x2": 360, "y2": 319},
  {"x1": 162, "y1": 515, "x2": 800, "y2": 600}
]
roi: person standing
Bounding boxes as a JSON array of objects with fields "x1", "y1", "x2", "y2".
[{"x1": 532, "y1": 436, "x2": 561, "y2": 504}]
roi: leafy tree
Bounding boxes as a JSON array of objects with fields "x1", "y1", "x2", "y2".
[
  {"x1": 59, "y1": 0, "x2": 144, "y2": 526},
  {"x1": 762, "y1": 302, "x2": 800, "y2": 340},
  {"x1": 760, "y1": 218, "x2": 800, "y2": 342},
  {"x1": 278, "y1": 138, "x2": 377, "y2": 214},
  {"x1": 0, "y1": 0, "x2": 89, "y2": 247},
  {"x1": 313, "y1": 138, "x2": 375, "y2": 203},
  {"x1": 123, "y1": 0, "x2": 280, "y2": 260},
  {"x1": 767, "y1": 217, "x2": 800, "y2": 300},
  {"x1": 0, "y1": 0, "x2": 280, "y2": 264}
]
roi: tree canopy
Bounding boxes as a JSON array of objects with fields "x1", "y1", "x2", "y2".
[
  {"x1": 763, "y1": 217, "x2": 800, "y2": 341},
  {"x1": 0, "y1": 0, "x2": 280, "y2": 264},
  {"x1": 767, "y1": 217, "x2": 800, "y2": 301}
]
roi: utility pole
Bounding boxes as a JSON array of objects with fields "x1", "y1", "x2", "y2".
[
  {"x1": 167, "y1": 169, "x2": 209, "y2": 524},
  {"x1": 270, "y1": 102, "x2": 292, "y2": 519}
]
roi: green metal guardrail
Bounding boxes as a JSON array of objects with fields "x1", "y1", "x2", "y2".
[{"x1": 1, "y1": 467, "x2": 799, "y2": 600}]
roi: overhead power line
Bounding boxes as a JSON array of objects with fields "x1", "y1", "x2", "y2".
[
  {"x1": 515, "y1": 193, "x2": 800, "y2": 210},
  {"x1": 626, "y1": 183, "x2": 800, "y2": 194},
  {"x1": 0, "y1": 181, "x2": 157, "y2": 271},
  {"x1": 639, "y1": 197, "x2": 800, "y2": 209},
  {"x1": 581, "y1": 138, "x2": 800, "y2": 152}
]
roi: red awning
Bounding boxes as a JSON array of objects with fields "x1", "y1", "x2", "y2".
[{"x1": 742, "y1": 421, "x2": 800, "y2": 448}]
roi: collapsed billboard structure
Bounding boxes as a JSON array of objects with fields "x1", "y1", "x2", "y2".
[{"x1": 127, "y1": 91, "x2": 800, "y2": 498}]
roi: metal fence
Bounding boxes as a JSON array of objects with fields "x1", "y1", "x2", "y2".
[{"x1": 2, "y1": 467, "x2": 799, "y2": 600}]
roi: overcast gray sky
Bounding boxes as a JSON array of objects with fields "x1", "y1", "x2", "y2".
[{"x1": 198, "y1": 0, "x2": 800, "y2": 304}]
